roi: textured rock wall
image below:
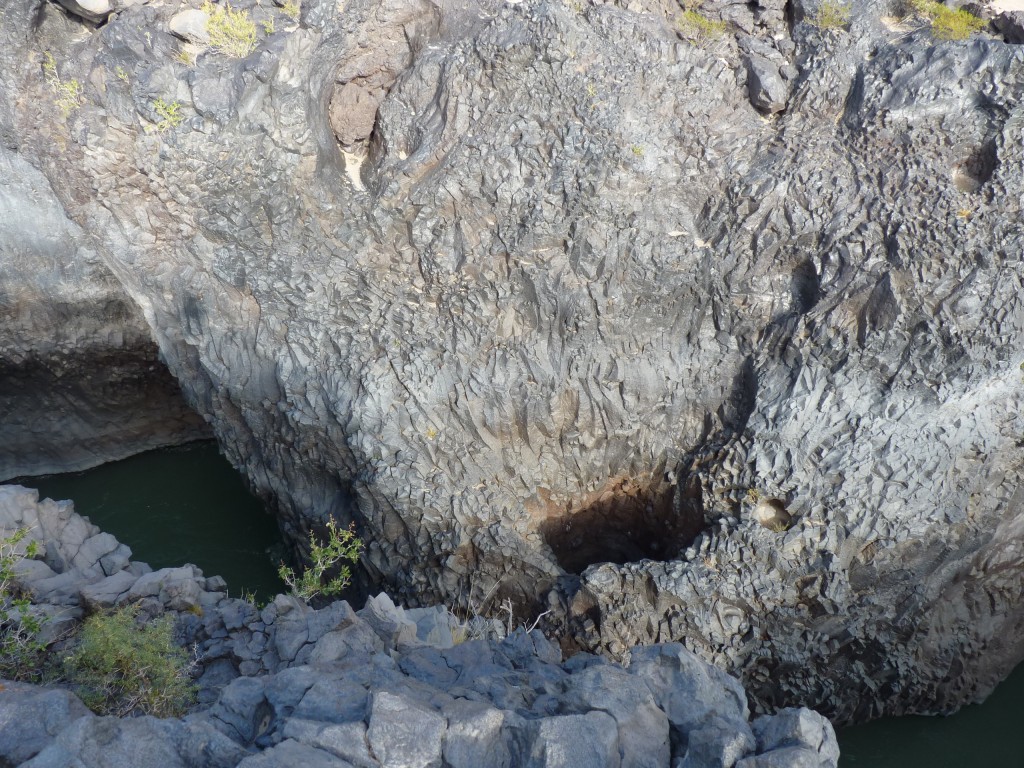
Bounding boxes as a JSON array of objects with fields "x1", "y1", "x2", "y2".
[
  {"x1": 1, "y1": 0, "x2": 1023, "y2": 725},
  {"x1": 0, "y1": 143, "x2": 210, "y2": 480}
]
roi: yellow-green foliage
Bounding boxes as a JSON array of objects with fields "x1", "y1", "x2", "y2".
[
  {"x1": 279, "y1": 519, "x2": 363, "y2": 602},
  {"x1": 64, "y1": 606, "x2": 197, "y2": 717},
  {"x1": 910, "y1": 0, "x2": 987, "y2": 39},
  {"x1": 677, "y1": 10, "x2": 728, "y2": 45},
  {"x1": 153, "y1": 97, "x2": 184, "y2": 132},
  {"x1": 281, "y1": 0, "x2": 301, "y2": 20},
  {"x1": 0, "y1": 528, "x2": 46, "y2": 680},
  {"x1": 810, "y1": 0, "x2": 852, "y2": 28},
  {"x1": 202, "y1": 2, "x2": 258, "y2": 57},
  {"x1": 42, "y1": 52, "x2": 83, "y2": 118}
]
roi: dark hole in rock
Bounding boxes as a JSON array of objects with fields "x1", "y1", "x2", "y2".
[
  {"x1": 790, "y1": 259, "x2": 821, "y2": 315},
  {"x1": 952, "y1": 139, "x2": 998, "y2": 193},
  {"x1": 541, "y1": 476, "x2": 704, "y2": 575}
]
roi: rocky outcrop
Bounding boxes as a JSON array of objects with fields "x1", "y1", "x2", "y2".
[
  {"x1": 0, "y1": 139, "x2": 210, "y2": 481},
  {"x1": 1, "y1": 0, "x2": 1023, "y2": 725},
  {"x1": 0, "y1": 485, "x2": 840, "y2": 767}
]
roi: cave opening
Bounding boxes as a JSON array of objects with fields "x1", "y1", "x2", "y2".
[{"x1": 540, "y1": 476, "x2": 705, "y2": 575}]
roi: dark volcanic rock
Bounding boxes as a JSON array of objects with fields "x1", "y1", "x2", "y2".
[
  {"x1": 0, "y1": 0, "x2": 1022, "y2": 726},
  {"x1": 0, "y1": 140, "x2": 210, "y2": 480}
]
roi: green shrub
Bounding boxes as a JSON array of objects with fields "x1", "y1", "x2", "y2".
[
  {"x1": 202, "y1": 2, "x2": 258, "y2": 57},
  {"x1": 909, "y1": 0, "x2": 986, "y2": 39},
  {"x1": 64, "y1": 606, "x2": 197, "y2": 717},
  {"x1": 279, "y1": 519, "x2": 362, "y2": 602},
  {"x1": 0, "y1": 528, "x2": 47, "y2": 680},
  {"x1": 281, "y1": 0, "x2": 301, "y2": 21},
  {"x1": 677, "y1": 10, "x2": 728, "y2": 46},
  {"x1": 153, "y1": 98, "x2": 185, "y2": 132},
  {"x1": 810, "y1": 0, "x2": 852, "y2": 29},
  {"x1": 42, "y1": 52, "x2": 83, "y2": 118}
]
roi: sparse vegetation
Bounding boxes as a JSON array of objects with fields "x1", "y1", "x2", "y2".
[
  {"x1": 677, "y1": 10, "x2": 728, "y2": 46},
  {"x1": 42, "y1": 52, "x2": 83, "y2": 118},
  {"x1": 261, "y1": 17, "x2": 276, "y2": 35},
  {"x1": 153, "y1": 97, "x2": 185, "y2": 132},
  {"x1": 281, "y1": 0, "x2": 301, "y2": 21},
  {"x1": 202, "y1": 1, "x2": 258, "y2": 57},
  {"x1": 809, "y1": 0, "x2": 852, "y2": 29},
  {"x1": 909, "y1": 0, "x2": 987, "y2": 39},
  {"x1": 115, "y1": 65, "x2": 130, "y2": 84},
  {"x1": 63, "y1": 606, "x2": 197, "y2": 717},
  {"x1": 0, "y1": 528, "x2": 47, "y2": 680},
  {"x1": 278, "y1": 519, "x2": 362, "y2": 602},
  {"x1": 175, "y1": 47, "x2": 197, "y2": 67},
  {"x1": 631, "y1": 144, "x2": 645, "y2": 157}
]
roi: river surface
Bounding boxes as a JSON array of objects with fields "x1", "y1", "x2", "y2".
[
  {"x1": 14, "y1": 441, "x2": 285, "y2": 601},
  {"x1": 838, "y1": 661, "x2": 1024, "y2": 766}
]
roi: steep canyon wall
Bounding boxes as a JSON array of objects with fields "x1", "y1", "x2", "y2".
[{"x1": 1, "y1": 0, "x2": 1022, "y2": 724}]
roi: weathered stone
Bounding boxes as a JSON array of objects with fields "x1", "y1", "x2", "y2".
[
  {"x1": 750, "y1": 708, "x2": 839, "y2": 766},
  {"x1": 366, "y1": 691, "x2": 446, "y2": 768},
  {"x1": 235, "y1": 738, "x2": 354, "y2": 767},
  {"x1": 0, "y1": 682, "x2": 92, "y2": 766},
  {"x1": 169, "y1": 9, "x2": 211, "y2": 45},
  {"x1": 23, "y1": 716, "x2": 188, "y2": 768},
  {"x1": 743, "y1": 54, "x2": 788, "y2": 113},
  {"x1": 525, "y1": 712, "x2": 621, "y2": 768}
]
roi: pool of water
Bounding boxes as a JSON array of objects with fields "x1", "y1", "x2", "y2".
[
  {"x1": 13, "y1": 441, "x2": 286, "y2": 602},
  {"x1": 838, "y1": 662, "x2": 1024, "y2": 766}
]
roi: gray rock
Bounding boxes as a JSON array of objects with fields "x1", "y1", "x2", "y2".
[
  {"x1": 743, "y1": 54, "x2": 788, "y2": 113},
  {"x1": 442, "y1": 698, "x2": 511, "y2": 768},
  {"x1": 751, "y1": 708, "x2": 839, "y2": 766},
  {"x1": 236, "y1": 738, "x2": 354, "y2": 767},
  {"x1": 993, "y1": 10, "x2": 1024, "y2": 42},
  {"x1": 23, "y1": 716, "x2": 188, "y2": 768},
  {"x1": 564, "y1": 665, "x2": 670, "y2": 768},
  {"x1": 283, "y1": 719, "x2": 378, "y2": 768},
  {"x1": 525, "y1": 712, "x2": 621, "y2": 768},
  {"x1": 366, "y1": 690, "x2": 446, "y2": 768},
  {"x1": 679, "y1": 715, "x2": 757, "y2": 768},
  {"x1": 735, "y1": 746, "x2": 828, "y2": 768},
  {"x1": 52, "y1": 0, "x2": 112, "y2": 24},
  {"x1": 169, "y1": 9, "x2": 211, "y2": 44},
  {"x1": 0, "y1": 682, "x2": 92, "y2": 765}
]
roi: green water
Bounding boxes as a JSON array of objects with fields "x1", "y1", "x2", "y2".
[
  {"x1": 13, "y1": 441, "x2": 285, "y2": 601},
  {"x1": 839, "y1": 662, "x2": 1024, "y2": 766}
]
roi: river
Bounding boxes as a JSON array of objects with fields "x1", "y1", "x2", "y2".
[{"x1": 13, "y1": 441, "x2": 285, "y2": 602}]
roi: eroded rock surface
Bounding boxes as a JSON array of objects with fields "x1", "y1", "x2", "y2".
[
  {"x1": 1, "y1": 485, "x2": 839, "y2": 768},
  {"x1": 0, "y1": 0, "x2": 1022, "y2": 724}
]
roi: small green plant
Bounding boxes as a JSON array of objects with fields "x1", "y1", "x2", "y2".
[
  {"x1": 202, "y1": 1, "x2": 258, "y2": 57},
  {"x1": 278, "y1": 519, "x2": 362, "y2": 602},
  {"x1": 909, "y1": 0, "x2": 986, "y2": 39},
  {"x1": 153, "y1": 97, "x2": 185, "y2": 132},
  {"x1": 261, "y1": 17, "x2": 275, "y2": 34},
  {"x1": 0, "y1": 528, "x2": 47, "y2": 680},
  {"x1": 175, "y1": 47, "x2": 197, "y2": 67},
  {"x1": 809, "y1": 0, "x2": 852, "y2": 29},
  {"x1": 677, "y1": 10, "x2": 728, "y2": 45},
  {"x1": 631, "y1": 144, "x2": 645, "y2": 157},
  {"x1": 64, "y1": 606, "x2": 197, "y2": 717},
  {"x1": 42, "y1": 52, "x2": 83, "y2": 118},
  {"x1": 114, "y1": 65, "x2": 130, "y2": 84},
  {"x1": 281, "y1": 0, "x2": 301, "y2": 20}
]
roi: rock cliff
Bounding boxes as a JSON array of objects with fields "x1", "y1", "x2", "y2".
[
  {"x1": 0, "y1": 485, "x2": 841, "y2": 768},
  {"x1": 1, "y1": 0, "x2": 1023, "y2": 724}
]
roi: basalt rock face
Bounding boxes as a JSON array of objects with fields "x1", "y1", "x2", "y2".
[
  {"x1": 0, "y1": 136, "x2": 210, "y2": 481},
  {"x1": 2, "y1": 0, "x2": 1023, "y2": 725}
]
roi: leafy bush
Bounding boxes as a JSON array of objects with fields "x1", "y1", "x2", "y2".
[
  {"x1": 810, "y1": 0, "x2": 852, "y2": 29},
  {"x1": 153, "y1": 98, "x2": 185, "y2": 132},
  {"x1": 909, "y1": 0, "x2": 986, "y2": 39},
  {"x1": 677, "y1": 10, "x2": 728, "y2": 46},
  {"x1": 281, "y1": 1, "x2": 301, "y2": 21},
  {"x1": 202, "y1": 2, "x2": 258, "y2": 57},
  {"x1": 0, "y1": 528, "x2": 47, "y2": 679},
  {"x1": 64, "y1": 606, "x2": 197, "y2": 717},
  {"x1": 279, "y1": 519, "x2": 362, "y2": 602},
  {"x1": 42, "y1": 52, "x2": 83, "y2": 118}
]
